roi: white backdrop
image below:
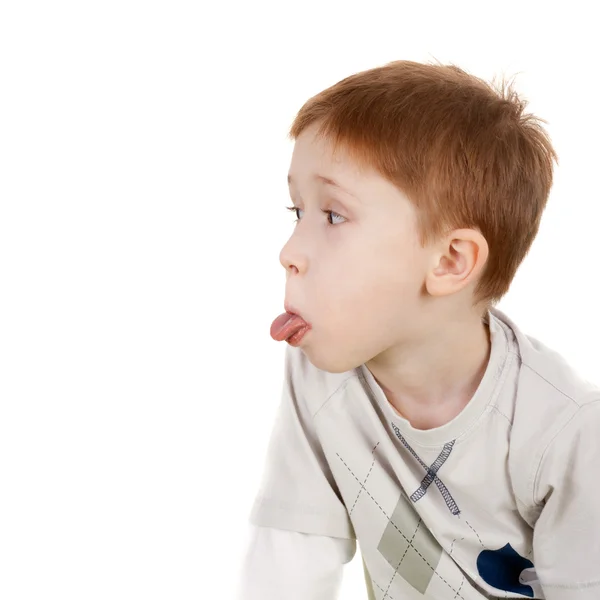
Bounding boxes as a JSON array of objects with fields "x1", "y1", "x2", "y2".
[{"x1": 1, "y1": 1, "x2": 598, "y2": 598}]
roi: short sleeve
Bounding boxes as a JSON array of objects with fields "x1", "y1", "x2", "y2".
[
  {"x1": 532, "y1": 400, "x2": 600, "y2": 598},
  {"x1": 249, "y1": 346, "x2": 355, "y2": 540}
]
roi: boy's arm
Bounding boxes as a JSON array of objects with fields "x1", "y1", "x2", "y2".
[
  {"x1": 238, "y1": 345, "x2": 356, "y2": 597},
  {"x1": 235, "y1": 524, "x2": 356, "y2": 600},
  {"x1": 532, "y1": 400, "x2": 600, "y2": 599},
  {"x1": 248, "y1": 345, "x2": 355, "y2": 539}
]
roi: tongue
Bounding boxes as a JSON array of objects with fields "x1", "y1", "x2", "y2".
[{"x1": 270, "y1": 312, "x2": 309, "y2": 342}]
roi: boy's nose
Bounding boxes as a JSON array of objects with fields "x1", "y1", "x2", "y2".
[
  {"x1": 279, "y1": 237, "x2": 307, "y2": 276},
  {"x1": 280, "y1": 249, "x2": 301, "y2": 276}
]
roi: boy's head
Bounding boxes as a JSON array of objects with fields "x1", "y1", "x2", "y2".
[{"x1": 279, "y1": 60, "x2": 557, "y2": 373}]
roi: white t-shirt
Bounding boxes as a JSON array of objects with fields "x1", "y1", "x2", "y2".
[{"x1": 242, "y1": 307, "x2": 600, "y2": 599}]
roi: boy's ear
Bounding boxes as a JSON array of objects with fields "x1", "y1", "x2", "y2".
[{"x1": 425, "y1": 228, "x2": 489, "y2": 298}]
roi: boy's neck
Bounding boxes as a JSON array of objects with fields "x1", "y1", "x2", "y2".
[{"x1": 365, "y1": 311, "x2": 492, "y2": 431}]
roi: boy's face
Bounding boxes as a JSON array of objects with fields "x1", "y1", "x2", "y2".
[{"x1": 281, "y1": 122, "x2": 434, "y2": 373}]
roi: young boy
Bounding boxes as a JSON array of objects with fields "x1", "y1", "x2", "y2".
[{"x1": 235, "y1": 60, "x2": 600, "y2": 599}]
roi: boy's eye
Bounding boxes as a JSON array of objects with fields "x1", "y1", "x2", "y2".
[{"x1": 285, "y1": 206, "x2": 346, "y2": 226}]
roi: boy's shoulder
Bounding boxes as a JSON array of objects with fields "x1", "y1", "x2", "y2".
[
  {"x1": 494, "y1": 308, "x2": 600, "y2": 508},
  {"x1": 494, "y1": 307, "x2": 600, "y2": 410}
]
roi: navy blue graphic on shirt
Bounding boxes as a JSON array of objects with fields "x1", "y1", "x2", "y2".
[
  {"x1": 391, "y1": 423, "x2": 461, "y2": 515},
  {"x1": 477, "y1": 543, "x2": 534, "y2": 597}
]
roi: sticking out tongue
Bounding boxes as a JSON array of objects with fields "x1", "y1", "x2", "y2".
[{"x1": 270, "y1": 312, "x2": 309, "y2": 342}]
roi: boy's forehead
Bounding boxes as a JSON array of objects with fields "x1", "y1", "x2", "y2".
[
  {"x1": 289, "y1": 132, "x2": 374, "y2": 199},
  {"x1": 291, "y1": 124, "x2": 355, "y2": 170},
  {"x1": 288, "y1": 131, "x2": 415, "y2": 218},
  {"x1": 287, "y1": 172, "x2": 360, "y2": 201}
]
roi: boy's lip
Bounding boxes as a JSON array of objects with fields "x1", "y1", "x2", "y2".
[
  {"x1": 284, "y1": 301, "x2": 298, "y2": 315},
  {"x1": 284, "y1": 302, "x2": 307, "y2": 322}
]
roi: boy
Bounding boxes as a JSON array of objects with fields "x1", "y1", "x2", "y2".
[{"x1": 235, "y1": 60, "x2": 600, "y2": 599}]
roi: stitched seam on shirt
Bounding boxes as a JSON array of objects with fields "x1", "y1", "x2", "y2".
[
  {"x1": 490, "y1": 404, "x2": 512, "y2": 426},
  {"x1": 531, "y1": 399, "x2": 600, "y2": 506},
  {"x1": 520, "y1": 362, "x2": 581, "y2": 407},
  {"x1": 312, "y1": 377, "x2": 354, "y2": 420}
]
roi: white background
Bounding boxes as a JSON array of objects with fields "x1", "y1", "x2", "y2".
[{"x1": 1, "y1": 1, "x2": 598, "y2": 598}]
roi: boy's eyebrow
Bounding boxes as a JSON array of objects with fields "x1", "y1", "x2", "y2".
[{"x1": 287, "y1": 173, "x2": 360, "y2": 201}]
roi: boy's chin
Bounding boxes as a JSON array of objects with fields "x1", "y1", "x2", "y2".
[{"x1": 301, "y1": 345, "x2": 364, "y2": 375}]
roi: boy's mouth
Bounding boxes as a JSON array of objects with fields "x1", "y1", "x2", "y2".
[{"x1": 270, "y1": 310, "x2": 311, "y2": 343}]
